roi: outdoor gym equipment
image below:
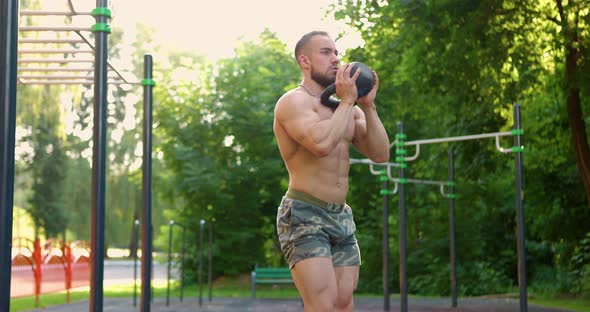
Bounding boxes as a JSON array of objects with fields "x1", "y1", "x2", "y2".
[
  {"x1": 1, "y1": 1, "x2": 156, "y2": 311},
  {"x1": 350, "y1": 103, "x2": 526, "y2": 312},
  {"x1": 320, "y1": 62, "x2": 375, "y2": 108}
]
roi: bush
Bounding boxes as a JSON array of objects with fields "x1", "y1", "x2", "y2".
[
  {"x1": 456, "y1": 261, "x2": 513, "y2": 296},
  {"x1": 529, "y1": 265, "x2": 576, "y2": 296}
]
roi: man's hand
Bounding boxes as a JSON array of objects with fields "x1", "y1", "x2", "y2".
[
  {"x1": 335, "y1": 63, "x2": 361, "y2": 106},
  {"x1": 357, "y1": 70, "x2": 379, "y2": 109}
]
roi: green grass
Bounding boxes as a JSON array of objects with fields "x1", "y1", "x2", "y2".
[{"x1": 529, "y1": 297, "x2": 590, "y2": 312}]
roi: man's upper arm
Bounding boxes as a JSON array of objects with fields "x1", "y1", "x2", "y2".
[{"x1": 275, "y1": 94, "x2": 321, "y2": 151}]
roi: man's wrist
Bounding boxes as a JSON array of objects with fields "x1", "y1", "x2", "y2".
[{"x1": 361, "y1": 102, "x2": 377, "y2": 112}]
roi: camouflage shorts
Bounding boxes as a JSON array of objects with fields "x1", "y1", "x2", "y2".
[{"x1": 276, "y1": 189, "x2": 361, "y2": 269}]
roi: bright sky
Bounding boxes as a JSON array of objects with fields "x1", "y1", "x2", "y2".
[{"x1": 108, "y1": 0, "x2": 364, "y2": 61}]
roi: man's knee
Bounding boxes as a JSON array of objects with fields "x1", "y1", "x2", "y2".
[
  {"x1": 335, "y1": 292, "x2": 353, "y2": 311},
  {"x1": 308, "y1": 287, "x2": 337, "y2": 312},
  {"x1": 334, "y1": 282, "x2": 356, "y2": 311}
]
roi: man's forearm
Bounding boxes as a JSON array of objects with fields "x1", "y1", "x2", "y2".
[
  {"x1": 310, "y1": 101, "x2": 357, "y2": 155},
  {"x1": 362, "y1": 104, "x2": 390, "y2": 162}
]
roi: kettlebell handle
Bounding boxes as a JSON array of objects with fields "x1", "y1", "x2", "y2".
[{"x1": 320, "y1": 84, "x2": 339, "y2": 108}]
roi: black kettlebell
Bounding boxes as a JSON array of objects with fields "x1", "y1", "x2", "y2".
[{"x1": 320, "y1": 62, "x2": 375, "y2": 108}]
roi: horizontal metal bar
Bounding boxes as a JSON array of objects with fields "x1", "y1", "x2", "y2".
[
  {"x1": 18, "y1": 80, "x2": 138, "y2": 86},
  {"x1": 18, "y1": 59, "x2": 94, "y2": 63},
  {"x1": 19, "y1": 10, "x2": 92, "y2": 16},
  {"x1": 19, "y1": 26, "x2": 92, "y2": 32},
  {"x1": 350, "y1": 158, "x2": 398, "y2": 166},
  {"x1": 406, "y1": 178, "x2": 451, "y2": 186},
  {"x1": 18, "y1": 38, "x2": 85, "y2": 44},
  {"x1": 18, "y1": 49, "x2": 94, "y2": 54},
  {"x1": 403, "y1": 132, "x2": 513, "y2": 146},
  {"x1": 18, "y1": 67, "x2": 93, "y2": 72},
  {"x1": 18, "y1": 74, "x2": 120, "y2": 79}
]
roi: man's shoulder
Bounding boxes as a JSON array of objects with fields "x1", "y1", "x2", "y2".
[
  {"x1": 275, "y1": 89, "x2": 311, "y2": 113},
  {"x1": 277, "y1": 88, "x2": 304, "y2": 105}
]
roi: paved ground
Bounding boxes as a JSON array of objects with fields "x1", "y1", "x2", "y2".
[
  {"x1": 21, "y1": 261, "x2": 576, "y2": 311},
  {"x1": 103, "y1": 260, "x2": 172, "y2": 286},
  {"x1": 25, "y1": 296, "x2": 575, "y2": 312}
]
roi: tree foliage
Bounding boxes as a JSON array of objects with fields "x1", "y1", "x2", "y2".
[
  {"x1": 331, "y1": 0, "x2": 590, "y2": 295},
  {"x1": 154, "y1": 30, "x2": 299, "y2": 277}
]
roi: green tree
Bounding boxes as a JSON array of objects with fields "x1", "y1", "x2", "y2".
[
  {"x1": 19, "y1": 86, "x2": 68, "y2": 239},
  {"x1": 330, "y1": 0, "x2": 589, "y2": 295},
  {"x1": 154, "y1": 30, "x2": 299, "y2": 279}
]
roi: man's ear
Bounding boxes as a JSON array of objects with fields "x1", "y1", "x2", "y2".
[{"x1": 299, "y1": 55, "x2": 310, "y2": 67}]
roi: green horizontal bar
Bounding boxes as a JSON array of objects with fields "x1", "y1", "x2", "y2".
[
  {"x1": 447, "y1": 194, "x2": 457, "y2": 199},
  {"x1": 396, "y1": 141, "x2": 406, "y2": 147},
  {"x1": 449, "y1": 181, "x2": 456, "y2": 187},
  {"x1": 91, "y1": 23, "x2": 111, "y2": 33},
  {"x1": 395, "y1": 156, "x2": 406, "y2": 163},
  {"x1": 399, "y1": 163, "x2": 408, "y2": 168},
  {"x1": 395, "y1": 149, "x2": 407, "y2": 155},
  {"x1": 380, "y1": 189, "x2": 390, "y2": 195},
  {"x1": 379, "y1": 176, "x2": 388, "y2": 182},
  {"x1": 91, "y1": 7, "x2": 111, "y2": 18},
  {"x1": 255, "y1": 267, "x2": 290, "y2": 272},
  {"x1": 511, "y1": 128, "x2": 524, "y2": 136},
  {"x1": 512, "y1": 146, "x2": 524, "y2": 153},
  {"x1": 255, "y1": 272, "x2": 290, "y2": 276},
  {"x1": 141, "y1": 78, "x2": 156, "y2": 86},
  {"x1": 398, "y1": 178, "x2": 408, "y2": 184}
]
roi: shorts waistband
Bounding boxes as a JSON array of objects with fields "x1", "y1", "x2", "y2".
[{"x1": 285, "y1": 189, "x2": 345, "y2": 212}]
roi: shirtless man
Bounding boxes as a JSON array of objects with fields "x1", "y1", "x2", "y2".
[{"x1": 273, "y1": 31, "x2": 390, "y2": 311}]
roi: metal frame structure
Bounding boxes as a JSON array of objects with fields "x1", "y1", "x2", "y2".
[
  {"x1": 1, "y1": 1, "x2": 155, "y2": 311},
  {"x1": 351, "y1": 103, "x2": 527, "y2": 312}
]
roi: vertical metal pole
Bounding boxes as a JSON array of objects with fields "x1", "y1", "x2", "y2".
[
  {"x1": 397, "y1": 122, "x2": 408, "y2": 312},
  {"x1": 0, "y1": 0, "x2": 19, "y2": 310},
  {"x1": 141, "y1": 54, "x2": 154, "y2": 312},
  {"x1": 89, "y1": 1, "x2": 109, "y2": 310},
  {"x1": 199, "y1": 220, "x2": 205, "y2": 307},
  {"x1": 448, "y1": 149, "x2": 457, "y2": 307},
  {"x1": 166, "y1": 221, "x2": 173, "y2": 306},
  {"x1": 133, "y1": 219, "x2": 139, "y2": 307},
  {"x1": 208, "y1": 221, "x2": 213, "y2": 302},
  {"x1": 382, "y1": 178, "x2": 390, "y2": 311},
  {"x1": 513, "y1": 104, "x2": 528, "y2": 311},
  {"x1": 180, "y1": 226, "x2": 186, "y2": 302}
]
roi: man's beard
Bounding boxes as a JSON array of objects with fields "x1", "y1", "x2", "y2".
[{"x1": 310, "y1": 66, "x2": 335, "y2": 88}]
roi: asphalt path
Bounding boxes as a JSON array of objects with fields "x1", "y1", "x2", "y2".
[
  {"x1": 103, "y1": 259, "x2": 172, "y2": 286},
  {"x1": 22, "y1": 261, "x2": 576, "y2": 312}
]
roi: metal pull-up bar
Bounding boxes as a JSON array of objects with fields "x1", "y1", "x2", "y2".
[
  {"x1": 0, "y1": 0, "x2": 19, "y2": 311},
  {"x1": 391, "y1": 131, "x2": 521, "y2": 161},
  {"x1": 350, "y1": 103, "x2": 526, "y2": 312}
]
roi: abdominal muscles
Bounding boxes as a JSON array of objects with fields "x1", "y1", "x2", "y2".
[{"x1": 287, "y1": 141, "x2": 351, "y2": 204}]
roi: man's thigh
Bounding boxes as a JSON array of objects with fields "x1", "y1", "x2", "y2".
[
  {"x1": 291, "y1": 257, "x2": 337, "y2": 304},
  {"x1": 334, "y1": 265, "x2": 359, "y2": 304}
]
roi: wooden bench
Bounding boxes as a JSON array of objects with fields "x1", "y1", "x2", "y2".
[{"x1": 250, "y1": 266, "x2": 294, "y2": 299}]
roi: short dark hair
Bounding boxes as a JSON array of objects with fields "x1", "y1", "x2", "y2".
[{"x1": 294, "y1": 31, "x2": 330, "y2": 63}]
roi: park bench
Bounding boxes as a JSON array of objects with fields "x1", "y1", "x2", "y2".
[{"x1": 250, "y1": 266, "x2": 294, "y2": 299}]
